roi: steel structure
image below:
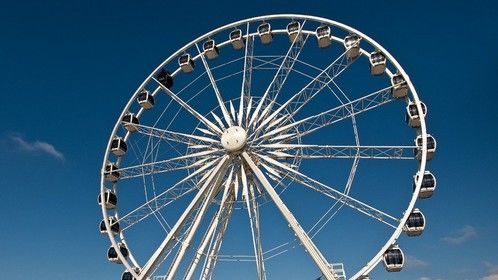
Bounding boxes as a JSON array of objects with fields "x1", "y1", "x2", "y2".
[{"x1": 99, "y1": 14, "x2": 436, "y2": 280}]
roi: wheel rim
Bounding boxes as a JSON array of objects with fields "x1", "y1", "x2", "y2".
[{"x1": 99, "y1": 14, "x2": 432, "y2": 280}]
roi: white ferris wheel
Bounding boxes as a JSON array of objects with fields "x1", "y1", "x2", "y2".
[{"x1": 99, "y1": 14, "x2": 437, "y2": 280}]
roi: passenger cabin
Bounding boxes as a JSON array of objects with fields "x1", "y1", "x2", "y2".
[
  {"x1": 404, "y1": 208, "x2": 425, "y2": 236},
  {"x1": 414, "y1": 171, "x2": 436, "y2": 198},
  {"x1": 121, "y1": 268, "x2": 140, "y2": 280},
  {"x1": 286, "y1": 21, "x2": 302, "y2": 42},
  {"x1": 203, "y1": 39, "x2": 219, "y2": 60},
  {"x1": 100, "y1": 216, "x2": 120, "y2": 235},
  {"x1": 230, "y1": 29, "x2": 245, "y2": 50},
  {"x1": 391, "y1": 73, "x2": 408, "y2": 98},
  {"x1": 369, "y1": 50, "x2": 387, "y2": 75},
  {"x1": 405, "y1": 102, "x2": 427, "y2": 128},
  {"x1": 121, "y1": 271, "x2": 134, "y2": 280},
  {"x1": 111, "y1": 137, "x2": 127, "y2": 157},
  {"x1": 258, "y1": 23, "x2": 273, "y2": 44},
  {"x1": 316, "y1": 25, "x2": 331, "y2": 48},
  {"x1": 122, "y1": 113, "x2": 139, "y2": 133},
  {"x1": 383, "y1": 245, "x2": 404, "y2": 272},
  {"x1": 98, "y1": 189, "x2": 117, "y2": 209},
  {"x1": 137, "y1": 89, "x2": 154, "y2": 109},
  {"x1": 107, "y1": 243, "x2": 128, "y2": 264},
  {"x1": 344, "y1": 34, "x2": 360, "y2": 60},
  {"x1": 414, "y1": 134, "x2": 436, "y2": 160},
  {"x1": 104, "y1": 163, "x2": 120, "y2": 182},
  {"x1": 178, "y1": 53, "x2": 195, "y2": 73},
  {"x1": 156, "y1": 69, "x2": 173, "y2": 89}
]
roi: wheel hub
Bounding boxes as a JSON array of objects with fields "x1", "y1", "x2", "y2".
[{"x1": 220, "y1": 126, "x2": 247, "y2": 153}]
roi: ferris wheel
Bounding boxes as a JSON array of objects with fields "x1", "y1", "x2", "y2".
[{"x1": 98, "y1": 14, "x2": 437, "y2": 280}]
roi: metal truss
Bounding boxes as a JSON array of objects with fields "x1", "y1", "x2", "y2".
[
  {"x1": 262, "y1": 144, "x2": 416, "y2": 160},
  {"x1": 255, "y1": 49, "x2": 357, "y2": 134},
  {"x1": 117, "y1": 160, "x2": 218, "y2": 231},
  {"x1": 117, "y1": 150, "x2": 221, "y2": 179},
  {"x1": 257, "y1": 154, "x2": 399, "y2": 228},
  {"x1": 137, "y1": 156, "x2": 230, "y2": 280},
  {"x1": 133, "y1": 123, "x2": 221, "y2": 147},
  {"x1": 238, "y1": 22, "x2": 254, "y2": 126},
  {"x1": 249, "y1": 20, "x2": 308, "y2": 130},
  {"x1": 259, "y1": 86, "x2": 395, "y2": 142}
]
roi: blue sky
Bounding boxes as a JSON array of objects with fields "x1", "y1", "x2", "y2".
[{"x1": 1, "y1": 1, "x2": 497, "y2": 280}]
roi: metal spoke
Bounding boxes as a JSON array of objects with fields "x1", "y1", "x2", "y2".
[
  {"x1": 200, "y1": 191, "x2": 236, "y2": 280},
  {"x1": 196, "y1": 44, "x2": 234, "y2": 127},
  {"x1": 241, "y1": 152, "x2": 339, "y2": 280},
  {"x1": 133, "y1": 123, "x2": 220, "y2": 146},
  {"x1": 183, "y1": 174, "x2": 234, "y2": 280},
  {"x1": 262, "y1": 144, "x2": 415, "y2": 160},
  {"x1": 258, "y1": 85, "x2": 395, "y2": 142},
  {"x1": 257, "y1": 154, "x2": 399, "y2": 228},
  {"x1": 255, "y1": 49, "x2": 357, "y2": 133},
  {"x1": 244, "y1": 179, "x2": 266, "y2": 280},
  {"x1": 238, "y1": 23, "x2": 254, "y2": 126},
  {"x1": 152, "y1": 77, "x2": 223, "y2": 135},
  {"x1": 137, "y1": 156, "x2": 230, "y2": 280},
  {"x1": 117, "y1": 158, "x2": 220, "y2": 231},
  {"x1": 165, "y1": 167, "x2": 232, "y2": 280},
  {"x1": 248, "y1": 20, "x2": 308, "y2": 129},
  {"x1": 118, "y1": 150, "x2": 221, "y2": 179}
]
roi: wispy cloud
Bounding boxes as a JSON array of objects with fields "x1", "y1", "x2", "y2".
[
  {"x1": 442, "y1": 225, "x2": 477, "y2": 245},
  {"x1": 11, "y1": 135, "x2": 65, "y2": 161},
  {"x1": 418, "y1": 277, "x2": 432, "y2": 280},
  {"x1": 482, "y1": 262, "x2": 498, "y2": 280},
  {"x1": 406, "y1": 255, "x2": 429, "y2": 268}
]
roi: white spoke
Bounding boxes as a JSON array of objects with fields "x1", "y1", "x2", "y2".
[
  {"x1": 196, "y1": 44, "x2": 234, "y2": 127},
  {"x1": 166, "y1": 168, "x2": 233, "y2": 280},
  {"x1": 133, "y1": 123, "x2": 220, "y2": 146},
  {"x1": 257, "y1": 154, "x2": 399, "y2": 228},
  {"x1": 117, "y1": 158, "x2": 220, "y2": 231},
  {"x1": 255, "y1": 49, "x2": 356, "y2": 133},
  {"x1": 244, "y1": 181, "x2": 266, "y2": 280},
  {"x1": 233, "y1": 172, "x2": 240, "y2": 200},
  {"x1": 210, "y1": 112, "x2": 226, "y2": 131},
  {"x1": 259, "y1": 86, "x2": 395, "y2": 142},
  {"x1": 238, "y1": 23, "x2": 254, "y2": 126},
  {"x1": 248, "y1": 20, "x2": 308, "y2": 129},
  {"x1": 138, "y1": 156, "x2": 230, "y2": 280},
  {"x1": 152, "y1": 77, "x2": 223, "y2": 135},
  {"x1": 240, "y1": 164, "x2": 249, "y2": 200},
  {"x1": 117, "y1": 150, "x2": 221, "y2": 179},
  {"x1": 262, "y1": 144, "x2": 416, "y2": 160},
  {"x1": 200, "y1": 191, "x2": 236, "y2": 280},
  {"x1": 183, "y1": 174, "x2": 234, "y2": 280},
  {"x1": 196, "y1": 127, "x2": 217, "y2": 137},
  {"x1": 241, "y1": 152, "x2": 339, "y2": 280},
  {"x1": 229, "y1": 101, "x2": 236, "y2": 122},
  {"x1": 245, "y1": 97, "x2": 253, "y2": 128},
  {"x1": 288, "y1": 52, "x2": 354, "y2": 115}
]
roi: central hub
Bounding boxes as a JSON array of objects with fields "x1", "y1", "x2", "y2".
[{"x1": 220, "y1": 126, "x2": 247, "y2": 153}]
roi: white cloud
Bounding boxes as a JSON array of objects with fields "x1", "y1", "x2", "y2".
[
  {"x1": 11, "y1": 135, "x2": 65, "y2": 161},
  {"x1": 419, "y1": 277, "x2": 432, "y2": 280},
  {"x1": 482, "y1": 262, "x2": 498, "y2": 280},
  {"x1": 442, "y1": 225, "x2": 477, "y2": 245},
  {"x1": 482, "y1": 276, "x2": 498, "y2": 280},
  {"x1": 406, "y1": 254, "x2": 429, "y2": 268}
]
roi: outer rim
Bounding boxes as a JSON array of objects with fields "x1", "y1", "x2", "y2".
[{"x1": 99, "y1": 14, "x2": 428, "y2": 279}]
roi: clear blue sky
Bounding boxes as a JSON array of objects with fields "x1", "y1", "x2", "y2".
[{"x1": 1, "y1": 1, "x2": 497, "y2": 280}]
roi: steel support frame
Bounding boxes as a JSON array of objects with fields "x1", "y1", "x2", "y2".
[{"x1": 241, "y1": 152, "x2": 338, "y2": 280}]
